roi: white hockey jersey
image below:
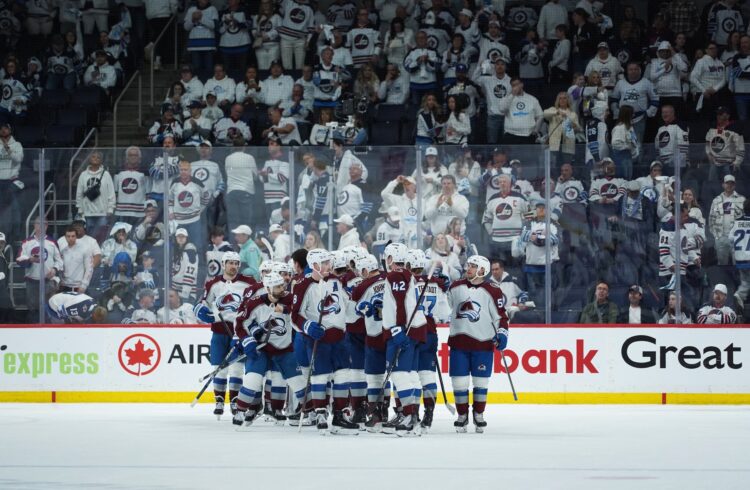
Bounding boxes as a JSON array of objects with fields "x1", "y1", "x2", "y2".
[
  {"x1": 448, "y1": 280, "x2": 509, "y2": 350},
  {"x1": 658, "y1": 214, "x2": 705, "y2": 276},
  {"x1": 260, "y1": 158, "x2": 290, "y2": 204},
  {"x1": 647, "y1": 56, "x2": 687, "y2": 98},
  {"x1": 655, "y1": 122, "x2": 690, "y2": 168},
  {"x1": 483, "y1": 192, "x2": 529, "y2": 243},
  {"x1": 17, "y1": 235, "x2": 64, "y2": 281},
  {"x1": 403, "y1": 47, "x2": 438, "y2": 85},
  {"x1": 585, "y1": 55, "x2": 623, "y2": 89},
  {"x1": 168, "y1": 178, "x2": 210, "y2": 225},
  {"x1": 705, "y1": 123, "x2": 745, "y2": 167},
  {"x1": 237, "y1": 294, "x2": 295, "y2": 352},
  {"x1": 157, "y1": 303, "x2": 197, "y2": 324},
  {"x1": 611, "y1": 77, "x2": 659, "y2": 124},
  {"x1": 477, "y1": 35, "x2": 510, "y2": 65},
  {"x1": 47, "y1": 292, "x2": 96, "y2": 321},
  {"x1": 114, "y1": 170, "x2": 148, "y2": 218},
  {"x1": 520, "y1": 220, "x2": 560, "y2": 266},
  {"x1": 347, "y1": 26, "x2": 381, "y2": 66},
  {"x1": 199, "y1": 273, "x2": 258, "y2": 332},
  {"x1": 172, "y1": 243, "x2": 199, "y2": 301},
  {"x1": 191, "y1": 159, "x2": 224, "y2": 197},
  {"x1": 219, "y1": 9, "x2": 251, "y2": 50},
  {"x1": 589, "y1": 176, "x2": 626, "y2": 202},
  {"x1": 291, "y1": 276, "x2": 348, "y2": 338},
  {"x1": 697, "y1": 304, "x2": 737, "y2": 324},
  {"x1": 278, "y1": 0, "x2": 314, "y2": 40}
]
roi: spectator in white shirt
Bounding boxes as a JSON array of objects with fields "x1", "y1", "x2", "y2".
[
  {"x1": 59, "y1": 226, "x2": 94, "y2": 294},
  {"x1": 424, "y1": 175, "x2": 470, "y2": 237},
  {"x1": 377, "y1": 63, "x2": 409, "y2": 105},
  {"x1": 261, "y1": 106, "x2": 301, "y2": 145},
  {"x1": 260, "y1": 60, "x2": 294, "y2": 106},
  {"x1": 444, "y1": 94, "x2": 471, "y2": 144},
  {"x1": 213, "y1": 103, "x2": 252, "y2": 146},
  {"x1": 500, "y1": 77, "x2": 543, "y2": 144},
  {"x1": 83, "y1": 51, "x2": 117, "y2": 95},
  {"x1": 202, "y1": 63, "x2": 236, "y2": 112},
  {"x1": 335, "y1": 214, "x2": 362, "y2": 250}
]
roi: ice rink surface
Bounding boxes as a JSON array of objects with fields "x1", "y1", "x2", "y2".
[{"x1": 0, "y1": 403, "x2": 748, "y2": 490}]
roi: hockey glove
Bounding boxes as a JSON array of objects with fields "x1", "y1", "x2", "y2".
[
  {"x1": 355, "y1": 301, "x2": 374, "y2": 318},
  {"x1": 494, "y1": 327, "x2": 509, "y2": 351},
  {"x1": 241, "y1": 336, "x2": 259, "y2": 360},
  {"x1": 248, "y1": 322, "x2": 264, "y2": 341},
  {"x1": 193, "y1": 304, "x2": 215, "y2": 324},
  {"x1": 303, "y1": 320, "x2": 325, "y2": 340},
  {"x1": 389, "y1": 326, "x2": 409, "y2": 348}
]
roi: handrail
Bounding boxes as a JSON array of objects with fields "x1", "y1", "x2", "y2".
[
  {"x1": 66, "y1": 127, "x2": 99, "y2": 220},
  {"x1": 113, "y1": 70, "x2": 142, "y2": 151},
  {"x1": 26, "y1": 183, "x2": 56, "y2": 238},
  {"x1": 150, "y1": 14, "x2": 178, "y2": 106}
]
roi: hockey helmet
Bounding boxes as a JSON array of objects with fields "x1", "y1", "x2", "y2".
[
  {"x1": 384, "y1": 242, "x2": 408, "y2": 264},
  {"x1": 332, "y1": 250, "x2": 349, "y2": 270},
  {"x1": 307, "y1": 248, "x2": 332, "y2": 269},
  {"x1": 355, "y1": 254, "x2": 379, "y2": 275},
  {"x1": 466, "y1": 255, "x2": 490, "y2": 278},
  {"x1": 260, "y1": 261, "x2": 274, "y2": 275},
  {"x1": 406, "y1": 249, "x2": 428, "y2": 271},
  {"x1": 263, "y1": 271, "x2": 286, "y2": 290},
  {"x1": 221, "y1": 251, "x2": 241, "y2": 265}
]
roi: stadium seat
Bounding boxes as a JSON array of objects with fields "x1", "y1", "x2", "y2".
[
  {"x1": 297, "y1": 121, "x2": 312, "y2": 144},
  {"x1": 369, "y1": 120, "x2": 400, "y2": 145},
  {"x1": 399, "y1": 119, "x2": 415, "y2": 145},
  {"x1": 45, "y1": 125, "x2": 81, "y2": 147},
  {"x1": 38, "y1": 89, "x2": 71, "y2": 111},
  {"x1": 375, "y1": 104, "x2": 404, "y2": 122},
  {"x1": 56, "y1": 108, "x2": 89, "y2": 128},
  {"x1": 13, "y1": 125, "x2": 44, "y2": 147}
]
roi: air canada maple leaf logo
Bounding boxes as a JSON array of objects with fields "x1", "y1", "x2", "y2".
[{"x1": 118, "y1": 334, "x2": 161, "y2": 376}]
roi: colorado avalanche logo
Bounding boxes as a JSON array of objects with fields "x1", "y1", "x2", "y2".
[
  {"x1": 217, "y1": 292, "x2": 242, "y2": 312},
  {"x1": 371, "y1": 292, "x2": 384, "y2": 321},
  {"x1": 318, "y1": 293, "x2": 341, "y2": 314},
  {"x1": 121, "y1": 177, "x2": 139, "y2": 194},
  {"x1": 457, "y1": 300, "x2": 481, "y2": 322},
  {"x1": 495, "y1": 202, "x2": 513, "y2": 220},
  {"x1": 178, "y1": 190, "x2": 194, "y2": 208},
  {"x1": 268, "y1": 317, "x2": 288, "y2": 336}
]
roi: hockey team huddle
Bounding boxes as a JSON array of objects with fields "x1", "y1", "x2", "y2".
[{"x1": 192, "y1": 243, "x2": 509, "y2": 436}]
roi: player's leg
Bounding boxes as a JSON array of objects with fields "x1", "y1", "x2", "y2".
[
  {"x1": 385, "y1": 339, "x2": 420, "y2": 436},
  {"x1": 268, "y1": 367, "x2": 288, "y2": 424},
  {"x1": 364, "y1": 344, "x2": 386, "y2": 431},
  {"x1": 346, "y1": 332, "x2": 367, "y2": 427},
  {"x1": 469, "y1": 351, "x2": 494, "y2": 433},
  {"x1": 417, "y1": 331, "x2": 439, "y2": 432},
  {"x1": 234, "y1": 352, "x2": 270, "y2": 427},
  {"x1": 209, "y1": 333, "x2": 232, "y2": 419},
  {"x1": 307, "y1": 338, "x2": 334, "y2": 433},
  {"x1": 449, "y1": 348, "x2": 471, "y2": 432},
  {"x1": 227, "y1": 344, "x2": 244, "y2": 416},
  {"x1": 331, "y1": 340, "x2": 359, "y2": 434}
]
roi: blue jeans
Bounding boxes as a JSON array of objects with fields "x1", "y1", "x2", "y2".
[
  {"x1": 487, "y1": 115, "x2": 504, "y2": 144},
  {"x1": 612, "y1": 148, "x2": 633, "y2": 180},
  {"x1": 190, "y1": 50, "x2": 214, "y2": 82},
  {"x1": 734, "y1": 94, "x2": 750, "y2": 121},
  {"x1": 46, "y1": 72, "x2": 77, "y2": 91}
]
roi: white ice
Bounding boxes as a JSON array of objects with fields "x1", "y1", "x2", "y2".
[{"x1": 0, "y1": 403, "x2": 748, "y2": 490}]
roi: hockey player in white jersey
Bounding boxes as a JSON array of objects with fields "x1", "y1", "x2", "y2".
[
  {"x1": 194, "y1": 252, "x2": 258, "y2": 419},
  {"x1": 350, "y1": 254, "x2": 389, "y2": 431},
  {"x1": 290, "y1": 248, "x2": 359, "y2": 434},
  {"x1": 381, "y1": 242, "x2": 427, "y2": 436},
  {"x1": 46, "y1": 292, "x2": 100, "y2": 323},
  {"x1": 448, "y1": 255, "x2": 509, "y2": 433},
  {"x1": 233, "y1": 272, "x2": 310, "y2": 428},
  {"x1": 407, "y1": 249, "x2": 451, "y2": 432}
]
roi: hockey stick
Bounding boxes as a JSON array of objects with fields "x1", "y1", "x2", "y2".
[
  {"x1": 190, "y1": 345, "x2": 245, "y2": 407},
  {"x1": 499, "y1": 349, "x2": 518, "y2": 401},
  {"x1": 298, "y1": 282, "x2": 330, "y2": 433},
  {"x1": 380, "y1": 261, "x2": 435, "y2": 400},
  {"x1": 433, "y1": 352, "x2": 456, "y2": 414}
]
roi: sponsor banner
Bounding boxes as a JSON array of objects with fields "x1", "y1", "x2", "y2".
[{"x1": 0, "y1": 325, "x2": 748, "y2": 401}]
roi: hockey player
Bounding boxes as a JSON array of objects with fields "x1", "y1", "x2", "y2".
[
  {"x1": 381, "y1": 242, "x2": 427, "y2": 436},
  {"x1": 448, "y1": 255, "x2": 509, "y2": 433},
  {"x1": 407, "y1": 249, "x2": 450, "y2": 432},
  {"x1": 233, "y1": 272, "x2": 310, "y2": 427},
  {"x1": 46, "y1": 291, "x2": 100, "y2": 323},
  {"x1": 291, "y1": 248, "x2": 358, "y2": 434},
  {"x1": 194, "y1": 252, "x2": 258, "y2": 419}
]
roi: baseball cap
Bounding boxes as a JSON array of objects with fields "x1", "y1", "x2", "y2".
[
  {"x1": 387, "y1": 206, "x2": 401, "y2": 221},
  {"x1": 459, "y1": 8, "x2": 473, "y2": 18},
  {"x1": 232, "y1": 224, "x2": 253, "y2": 235},
  {"x1": 205, "y1": 91, "x2": 216, "y2": 98},
  {"x1": 199, "y1": 140, "x2": 212, "y2": 147},
  {"x1": 180, "y1": 64, "x2": 193, "y2": 72},
  {"x1": 175, "y1": 227, "x2": 189, "y2": 237},
  {"x1": 270, "y1": 59, "x2": 283, "y2": 68},
  {"x1": 0, "y1": 232, "x2": 5, "y2": 242},
  {"x1": 455, "y1": 63, "x2": 468, "y2": 73},
  {"x1": 144, "y1": 199, "x2": 158, "y2": 209},
  {"x1": 628, "y1": 284, "x2": 643, "y2": 295},
  {"x1": 139, "y1": 288, "x2": 155, "y2": 298},
  {"x1": 425, "y1": 146, "x2": 438, "y2": 156},
  {"x1": 626, "y1": 180, "x2": 641, "y2": 192},
  {"x1": 403, "y1": 176, "x2": 417, "y2": 186},
  {"x1": 489, "y1": 20, "x2": 501, "y2": 28},
  {"x1": 724, "y1": 174, "x2": 736, "y2": 183},
  {"x1": 649, "y1": 160, "x2": 663, "y2": 170},
  {"x1": 334, "y1": 214, "x2": 355, "y2": 227},
  {"x1": 269, "y1": 224, "x2": 284, "y2": 234},
  {"x1": 597, "y1": 42, "x2": 609, "y2": 50},
  {"x1": 187, "y1": 100, "x2": 203, "y2": 109},
  {"x1": 658, "y1": 40, "x2": 672, "y2": 51},
  {"x1": 714, "y1": 283, "x2": 728, "y2": 295}
]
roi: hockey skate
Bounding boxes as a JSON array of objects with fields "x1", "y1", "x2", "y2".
[
  {"x1": 229, "y1": 397, "x2": 238, "y2": 416},
  {"x1": 473, "y1": 411, "x2": 487, "y2": 433},
  {"x1": 454, "y1": 413, "x2": 469, "y2": 433},
  {"x1": 272, "y1": 409, "x2": 287, "y2": 426},
  {"x1": 331, "y1": 411, "x2": 360, "y2": 435},
  {"x1": 315, "y1": 409, "x2": 329, "y2": 435},
  {"x1": 288, "y1": 411, "x2": 316, "y2": 427},
  {"x1": 381, "y1": 411, "x2": 405, "y2": 435},
  {"x1": 364, "y1": 403, "x2": 383, "y2": 433},
  {"x1": 262, "y1": 401, "x2": 273, "y2": 422},
  {"x1": 420, "y1": 405, "x2": 434, "y2": 433},
  {"x1": 351, "y1": 404, "x2": 368, "y2": 430},
  {"x1": 234, "y1": 410, "x2": 258, "y2": 431},
  {"x1": 213, "y1": 396, "x2": 225, "y2": 420},
  {"x1": 395, "y1": 414, "x2": 421, "y2": 437}
]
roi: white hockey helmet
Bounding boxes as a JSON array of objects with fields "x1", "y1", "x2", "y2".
[
  {"x1": 355, "y1": 254, "x2": 379, "y2": 275},
  {"x1": 384, "y1": 242, "x2": 408, "y2": 264},
  {"x1": 406, "y1": 249, "x2": 428, "y2": 271},
  {"x1": 307, "y1": 248, "x2": 332, "y2": 270},
  {"x1": 263, "y1": 271, "x2": 286, "y2": 290},
  {"x1": 332, "y1": 250, "x2": 349, "y2": 270},
  {"x1": 350, "y1": 247, "x2": 369, "y2": 266},
  {"x1": 221, "y1": 251, "x2": 241, "y2": 265},
  {"x1": 466, "y1": 255, "x2": 490, "y2": 278},
  {"x1": 272, "y1": 261, "x2": 293, "y2": 276},
  {"x1": 260, "y1": 261, "x2": 274, "y2": 275}
]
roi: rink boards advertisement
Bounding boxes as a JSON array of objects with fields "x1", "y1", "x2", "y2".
[{"x1": 0, "y1": 324, "x2": 749, "y2": 404}]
